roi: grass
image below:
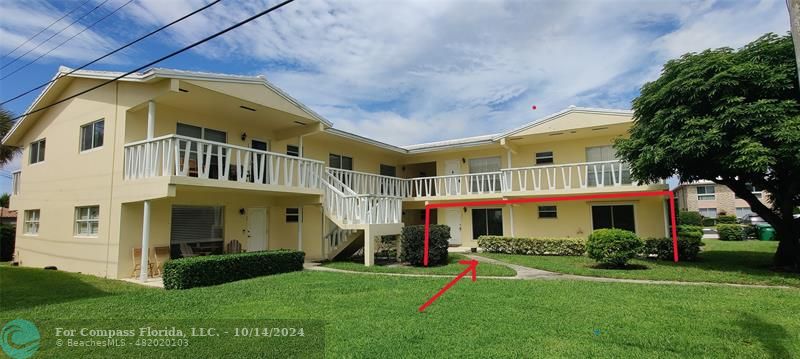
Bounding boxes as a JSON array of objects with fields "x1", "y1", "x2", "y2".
[
  {"x1": 480, "y1": 239, "x2": 800, "y2": 288},
  {"x1": 1, "y1": 266, "x2": 799, "y2": 358},
  {"x1": 321, "y1": 253, "x2": 516, "y2": 277}
]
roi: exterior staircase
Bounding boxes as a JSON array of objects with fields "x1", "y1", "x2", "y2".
[{"x1": 320, "y1": 171, "x2": 404, "y2": 265}]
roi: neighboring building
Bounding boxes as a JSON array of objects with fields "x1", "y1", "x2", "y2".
[
  {"x1": 673, "y1": 180, "x2": 768, "y2": 218},
  {"x1": 0, "y1": 208, "x2": 17, "y2": 226},
  {"x1": 3, "y1": 67, "x2": 670, "y2": 280}
]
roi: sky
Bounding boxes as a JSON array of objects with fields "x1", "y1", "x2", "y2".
[{"x1": 0, "y1": 0, "x2": 792, "y2": 193}]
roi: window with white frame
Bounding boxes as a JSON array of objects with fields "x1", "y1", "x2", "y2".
[
  {"x1": 538, "y1": 205, "x2": 557, "y2": 218},
  {"x1": 24, "y1": 210, "x2": 40, "y2": 234},
  {"x1": 696, "y1": 185, "x2": 716, "y2": 200},
  {"x1": 736, "y1": 207, "x2": 752, "y2": 218},
  {"x1": 75, "y1": 206, "x2": 99, "y2": 236},
  {"x1": 286, "y1": 208, "x2": 300, "y2": 223},
  {"x1": 698, "y1": 207, "x2": 717, "y2": 218},
  {"x1": 535, "y1": 151, "x2": 554, "y2": 165},
  {"x1": 29, "y1": 139, "x2": 45, "y2": 164},
  {"x1": 286, "y1": 145, "x2": 300, "y2": 157},
  {"x1": 80, "y1": 119, "x2": 104, "y2": 151}
]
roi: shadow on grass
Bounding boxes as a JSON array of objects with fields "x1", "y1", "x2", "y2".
[
  {"x1": 588, "y1": 263, "x2": 649, "y2": 270},
  {"x1": 662, "y1": 250, "x2": 799, "y2": 279},
  {"x1": 0, "y1": 267, "x2": 114, "y2": 312},
  {"x1": 734, "y1": 313, "x2": 793, "y2": 359}
]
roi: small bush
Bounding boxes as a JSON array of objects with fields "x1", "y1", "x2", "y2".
[
  {"x1": 717, "y1": 224, "x2": 745, "y2": 241},
  {"x1": 586, "y1": 229, "x2": 643, "y2": 267},
  {"x1": 642, "y1": 237, "x2": 703, "y2": 261},
  {"x1": 677, "y1": 225, "x2": 703, "y2": 242},
  {"x1": 401, "y1": 224, "x2": 450, "y2": 266},
  {"x1": 715, "y1": 215, "x2": 737, "y2": 224},
  {"x1": 678, "y1": 211, "x2": 703, "y2": 226},
  {"x1": 701, "y1": 217, "x2": 716, "y2": 227},
  {"x1": 163, "y1": 250, "x2": 304, "y2": 290},
  {"x1": 478, "y1": 236, "x2": 585, "y2": 256},
  {"x1": 0, "y1": 224, "x2": 15, "y2": 262}
]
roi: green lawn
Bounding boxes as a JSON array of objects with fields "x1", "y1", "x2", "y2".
[
  {"x1": 480, "y1": 239, "x2": 800, "y2": 287},
  {"x1": 321, "y1": 253, "x2": 516, "y2": 277},
  {"x1": 2, "y1": 266, "x2": 799, "y2": 358}
]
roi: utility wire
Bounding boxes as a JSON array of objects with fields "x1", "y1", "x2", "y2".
[
  {"x1": 1, "y1": 0, "x2": 136, "y2": 81},
  {"x1": 1, "y1": 0, "x2": 93, "y2": 60},
  {"x1": 0, "y1": 0, "x2": 224, "y2": 106},
  {"x1": 0, "y1": 0, "x2": 112, "y2": 71},
  {"x1": 8, "y1": 0, "x2": 297, "y2": 123}
]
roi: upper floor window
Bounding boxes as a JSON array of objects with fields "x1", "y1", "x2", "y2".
[
  {"x1": 80, "y1": 119, "x2": 104, "y2": 151},
  {"x1": 75, "y1": 206, "x2": 100, "y2": 237},
  {"x1": 287, "y1": 145, "x2": 300, "y2": 157},
  {"x1": 696, "y1": 185, "x2": 715, "y2": 200},
  {"x1": 29, "y1": 139, "x2": 46, "y2": 164},
  {"x1": 380, "y1": 164, "x2": 396, "y2": 177},
  {"x1": 535, "y1": 151, "x2": 554, "y2": 165},
  {"x1": 329, "y1": 154, "x2": 353, "y2": 170},
  {"x1": 24, "y1": 209, "x2": 40, "y2": 235}
]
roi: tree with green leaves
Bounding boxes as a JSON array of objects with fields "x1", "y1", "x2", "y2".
[
  {"x1": 0, "y1": 193, "x2": 8, "y2": 208},
  {"x1": 615, "y1": 33, "x2": 800, "y2": 271},
  {"x1": 0, "y1": 107, "x2": 20, "y2": 167}
]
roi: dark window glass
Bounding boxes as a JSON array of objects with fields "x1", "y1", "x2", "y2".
[
  {"x1": 251, "y1": 140, "x2": 268, "y2": 151},
  {"x1": 341, "y1": 156, "x2": 353, "y2": 170},
  {"x1": 286, "y1": 208, "x2": 300, "y2": 223},
  {"x1": 535, "y1": 151, "x2": 554, "y2": 165},
  {"x1": 380, "y1": 164, "x2": 396, "y2": 177},
  {"x1": 538, "y1": 205, "x2": 557, "y2": 218},
  {"x1": 287, "y1": 145, "x2": 300, "y2": 157},
  {"x1": 176, "y1": 123, "x2": 202, "y2": 138},
  {"x1": 472, "y1": 208, "x2": 503, "y2": 238},
  {"x1": 592, "y1": 205, "x2": 635, "y2": 233},
  {"x1": 30, "y1": 139, "x2": 45, "y2": 164},
  {"x1": 329, "y1": 154, "x2": 341, "y2": 168},
  {"x1": 94, "y1": 120, "x2": 104, "y2": 148},
  {"x1": 81, "y1": 124, "x2": 93, "y2": 151}
]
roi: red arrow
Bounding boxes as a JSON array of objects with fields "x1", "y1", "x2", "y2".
[{"x1": 418, "y1": 259, "x2": 479, "y2": 312}]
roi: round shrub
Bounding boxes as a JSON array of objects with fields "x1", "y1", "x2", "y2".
[
  {"x1": 678, "y1": 211, "x2": 703, "y2": 226},
  {"x1": 586, "y1": 228, "x2": 643, "y2": 267},
  {"x1": 401, "y1": 224, "x2": 450, "y2": 266},
  {"x1": 715, "y1": 215, "x2": 737, "y2": 224},
  {"x1": 717, "y1": 224, "x2": 745, "y2": 241}
]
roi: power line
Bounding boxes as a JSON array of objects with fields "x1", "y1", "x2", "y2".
[
  {"x1": 1, "y1": 0, "x2": 136, "y2": 81},
  {"x1": 9, "y1": 0, "x2": 296, "y2": 123},
  {"x1": 0, "y1": 0, "x2": 224, "y2": 107},
  {"x1": 1, "y1": 0, "x2": 93, "y2": 60},
  {"x1": 0, "y1": 0, "x2": 112, "y2": 71}
]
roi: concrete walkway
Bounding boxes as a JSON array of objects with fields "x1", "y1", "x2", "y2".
[{"x1": 307, "y1": 256, "x2": 797, "y2": 290}]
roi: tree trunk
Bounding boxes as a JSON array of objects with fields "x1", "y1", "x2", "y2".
[{"x1": 772, "y1": 220, "x2": 800, "y2": 272}]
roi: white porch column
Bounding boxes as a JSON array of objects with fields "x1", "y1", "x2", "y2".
[
  {"x1": 297, "y1": 207, "x2": 303, "y2": 251},
  {"x1": 363, "y1": 228, "x2": 374, "y2": 266},
  {"x1": 147, "y1": 100, "x2": 155, "y2": 138},
  {"x1": 140, "y1": 200, "x2": 151, "y2": 281},
  {"x1": 509, "y1": 205, "x2": 515, "y2": 237}
]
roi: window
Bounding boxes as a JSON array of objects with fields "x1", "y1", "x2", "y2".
[
  {"x1": 738, "y1": 184, "x2": 763, "y2": 199},
  {"x1": 170, "y1": 206, "x2": 224, "y2": 257},
  {"x1": 591, "y1": 205, "x2": 635, "y2": 233},
  {"x1": 380, "y1": 164, "x2": 396, "y2": 177},
  {"x1": 80, "y1": 119, "x2": 104, "y2": 151},
  {"x1": 535, "y1": 151, "x2": 554, "y2": 165},
  {"x1": 29, "y1": 139, "x2": 46, "y2": 164},
  {"x1": 696, "y1": 185, "x2": 716, "y2": 200},
  {"x1": 472, "y1": 208, "x2": 503, "y2": 239},
  {"x1": 24, "y1": 210, "x2": 40, "y2": 235},
  {"x1": 469, "y1": 156, "x2": 502, "y2": 192},
  {"x1": 736, "y1": 207, "x2": 752, "y2": 218},
  {"x1": 74, "y1": 206, "x2": 99, "y2": 236},
  {"x1": 698, "y1": 207, "x2": 717, "y2": 218},
  {"x1": 585, "y1": 145, "x2": 631, "y2": 186},
  {"x1": 176, "y1": 123, "x2": 227, "y2": 179},
  {"x1": 287, "y1": 145, "x2": 300, "y2": 157},
  {"x1": 538, "y1": 205, "x2": 557, "y2": 218},
  {"x1": 286, "y1": 208, "x2": 300, "y2": 223},
  {"x1": 329, "y1": 154, "x2": 353, "y2": 170}
]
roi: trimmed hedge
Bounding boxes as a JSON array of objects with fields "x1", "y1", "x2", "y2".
[
  {"x1": 701, "y1": 217, "x2": 716, "y2": 227},
  {"x1": 401, "y1": 224, "x2": 450, "y2": 266},
  {"x1": 642, "y1": 237, "x2": 703, "y2": 261},
  {"x1": 0, "y1": 224, "x2": 15, "y2": 262},
  {"x1": 163, "y1": 250, "x2": 304, "y2": 290},
  {"x1": 715, "y1": 215, "x2": 737, "y2": 224},
  {"x1": 717, "y1": 224, "x2": 745, "y2": 241},
  {"x1": 678, "y1": 211, "x2": 703, "y2": 226},
  {"x1": 586, "y1": 229, "x2": 643, "y2": 267},
  {"x1": 677, "y1": 225, "x2": 703, "y2": 242},
  {"x1": 478, "y1": 236, "x2": 586, "y2": 256}
]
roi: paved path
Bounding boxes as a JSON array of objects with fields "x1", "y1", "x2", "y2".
[{"x1": 306, "y1": 256, "x2": 796, "y2": 290}]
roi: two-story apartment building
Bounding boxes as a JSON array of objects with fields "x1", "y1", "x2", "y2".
[
  {"x1": 4, "y1": 67, "x2": 670, "y2": 281},
  {"x1": 674, "y1": 180, "x2": 768, "y2": 218}
]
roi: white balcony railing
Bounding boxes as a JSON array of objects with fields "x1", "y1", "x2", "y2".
[
  {"x1": 322, "y1": 173, "x2": 402, "y2": 225},
  {"x1": 11, "y1": 170, "x2": 20, "y2": 195},
  {"x1": 123, "y1": 134, "x2": 324, "y2": 190},
  {"x1": 326, "y1": 160, "x2": 646, "y2": 200}
]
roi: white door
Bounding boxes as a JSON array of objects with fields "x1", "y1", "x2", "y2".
[
  {"x1": 444, "y1": 159, "x2": 461, "y2": 176},
  {"x1": 444, "y1": 208, "x2": 462, "y2": 245},
  {"x1": 246, "y1": 208, "x2": 268, "y2": 252}
]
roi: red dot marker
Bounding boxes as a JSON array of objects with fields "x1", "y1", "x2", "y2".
[{"x1": 531, "y1": 105, "x2": 537, "y2": 110}]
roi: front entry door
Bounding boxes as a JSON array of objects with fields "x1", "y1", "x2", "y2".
[
  {"x1": 472, "y1": 208, "x2": 503, "y2": 239},
  {"x1": 443, "y1": 208, "x2": 462, "y2": 245},
  {"x1": 246, "y1": 207, "x2": 268, "y2": 251}
]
